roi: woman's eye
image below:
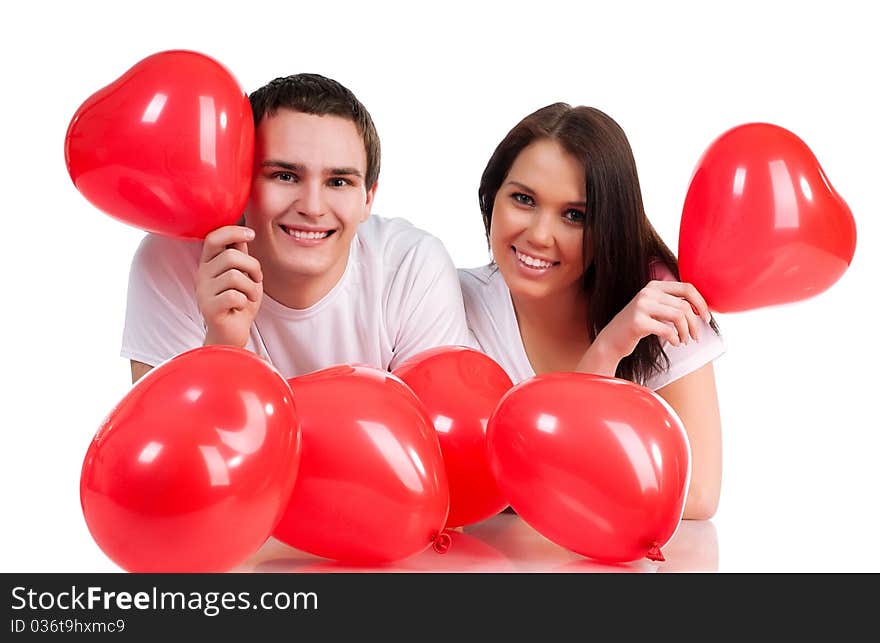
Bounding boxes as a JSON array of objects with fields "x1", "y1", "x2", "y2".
[
  {"x1": 564, "y1": 209, "x2": 587, "y2": 224},
  {"x1": 512, "y1": 192, "x2": 534, "y2": 206}
]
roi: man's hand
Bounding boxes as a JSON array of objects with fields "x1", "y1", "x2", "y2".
[{"x1": 196, "y1": 226, "x2": 263, "y2": 348}]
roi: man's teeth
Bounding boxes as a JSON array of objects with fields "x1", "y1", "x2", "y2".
[
  {"x1": 516, "y1": 250, "x2": 553, "y2": 269},
  {"x1": 286, "y1": 228, "x2": 330, "y2": 239}
]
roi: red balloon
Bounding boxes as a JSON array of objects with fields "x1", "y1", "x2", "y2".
[
  {"x1": 80, "y1": 346, "x2": 301, "y2": 572},
  {"x1": 65, "y1": 50, "x2": 254, "y2": 239},
  {"x1": 679, "y1": 122, "x2": 857, "y2": 312},
  {"x1": 487, "y1": 373, "x2": 690, "y2": 563},
  {"x1": 296, "y1": 531, "x2": 517, "y2": 573},
  {"x1": 393, "y1": 346, "x2": 513, "y2": 527},
  {"x1": 274, "y1": 365, "x2": 450, "y2": 564},
  {"x1": 395, "y1": 531, "x2": 516, "y2": 572}
]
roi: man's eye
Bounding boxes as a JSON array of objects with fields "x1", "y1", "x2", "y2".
[
  {"x1": 328, "y1": 178, "x2": 350, "y2": 187},
  {"x1": 512, "y1": 192, "x2": 534, "y2": 206},
  {"x1": 274, "y1": 172, "x2": 295, "y2": 182}
]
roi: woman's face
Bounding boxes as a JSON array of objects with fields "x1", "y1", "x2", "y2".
[{"x1": 489, "y1": 138, "x2": 591, "y2": 302}]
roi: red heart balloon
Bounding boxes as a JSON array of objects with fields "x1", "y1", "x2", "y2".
[
  {"x1": 393, "y1": 346, "x2": 513, "y2": 527},
  {"x1": 80, "y1": 346, "x2": 301, "y2": 572},
  {"x1": 487, "y1": 373, "x2": 690, "y2": 563},
  {"x1": 64, "y1": 50, "x2": 254, "y2": 239},
  {"x1": 678, "y1": 122, "x2": 857, "y2": 312},
  {"x1": 274, "y1": 365, "x2": 450, "y2": 564},
  {"x1": 296, "y1": 531, "x2": 516, "y2": 573}
]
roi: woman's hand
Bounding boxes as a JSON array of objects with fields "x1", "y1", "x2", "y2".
[
  {"x1": 578, "y1": 281, "x2": 711, "y2": 376},
  {"x1": 600, "y1": 280, "x2": 711, "y2": 358}
]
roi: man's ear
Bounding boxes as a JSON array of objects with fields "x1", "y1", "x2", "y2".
[{"x1": 362, "y1": 181, "x2": 378, "y2": 222}]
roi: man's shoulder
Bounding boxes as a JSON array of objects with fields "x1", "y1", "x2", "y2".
[
  {"x1": 358, "y1": 214, "x2": 434, "y2": 242},
  {"x1": 131, "y1": 233, "x2": 202, "y2": 278},
  {"x1": 135, "y1": 232, "x2": 201, "y2": 259},
  {"x1": 357, "y1": 215, "x2": 447, "y2": 260}
]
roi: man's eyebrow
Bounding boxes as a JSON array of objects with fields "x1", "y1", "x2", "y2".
[
  {"x1": 262, "y1": 160, "x2": 303, "y2": 171},
  {"x1": 261, "y1": 161, "x2": 362, "y2": 178},
  {"x1": 328, "y1": 167, "x2": 363, "y2": 178}
]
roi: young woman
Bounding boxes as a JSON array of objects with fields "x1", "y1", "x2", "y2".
[{"x1": 459, "y1": 104, "x2": 724, "y2": 520}]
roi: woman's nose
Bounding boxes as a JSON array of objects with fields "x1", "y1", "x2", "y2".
[{"x1": 525, "y1": 210, "x2": 555, "y2": 247}]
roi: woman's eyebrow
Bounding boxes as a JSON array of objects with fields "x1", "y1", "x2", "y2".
[
  {"x1": 506, "y1": 180, "x2": 586, "y2": 206},
  {"x1": 505, "y1": 180, "x2": 534, "y2": 192}
]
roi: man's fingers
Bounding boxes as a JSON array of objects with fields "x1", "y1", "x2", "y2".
[
  {"x1": 200, "y1": 226, "x2": 255, "y2": 263},
  {"x1": 216, "y1": 289, "x2": 249, "y2": 312},
  {"x1": 211, "y1": 270, "x2": 262, "y2": 303},
  {"x1": 204, "y1": 249, "x2": 263, "y2": 283}
]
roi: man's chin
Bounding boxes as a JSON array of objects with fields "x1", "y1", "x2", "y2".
[{"x1": 283, "y1": 262, "x2": 332, "y2": 279}]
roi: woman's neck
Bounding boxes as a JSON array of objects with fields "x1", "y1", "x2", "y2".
[{"x1": 510, "y1": 287, "x2": 591, "y2": 374}]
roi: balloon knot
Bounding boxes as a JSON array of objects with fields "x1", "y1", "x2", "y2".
[
  {"x1": 645, "y1": 543, "x2": 665, "y2": 562},
  {"x1": 432, "y1": 530, "x2": 453, "y2": 554}
]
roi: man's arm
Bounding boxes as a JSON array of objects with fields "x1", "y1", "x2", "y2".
[
  {"x1": 130, "y1": 360, "x2": 153, "y2": 385},
  {"x1": 121, "y1": 235, "x2": 206, "y2": 381},
  {"x1": 122, "y1": 227, "x2": 263, "y2": 386}
]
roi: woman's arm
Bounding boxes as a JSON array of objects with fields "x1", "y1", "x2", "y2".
[
  {"x1": 574, "y1": 280, "x2": 721, "y2": 519},
  {"x1": 655, "y1": 362, "x2": 722, "y2": 520}
]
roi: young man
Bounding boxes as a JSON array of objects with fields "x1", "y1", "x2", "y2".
[{"x1": 122, "y1": 73, "x2": 470, "y2": 382}]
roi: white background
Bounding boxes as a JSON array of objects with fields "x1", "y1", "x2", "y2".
[{"x1": 1, "y1": 0, "x2": 877, "y2": 572}]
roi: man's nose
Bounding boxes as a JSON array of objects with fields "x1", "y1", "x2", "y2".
[{"x1": 295, "y1": 179, "x2": 325, "y2": 218}]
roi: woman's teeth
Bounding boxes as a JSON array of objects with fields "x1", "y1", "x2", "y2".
[{"x1": 516, "y1": 249, "x2": 553, "y2": 269}]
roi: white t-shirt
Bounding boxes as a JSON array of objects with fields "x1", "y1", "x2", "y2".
[
  {"x1": 458, "y1": 264, "x2": 725, "y2": 390},
  {"x1": 122, "y1": 215, "x2": 473, "y2": 378}
]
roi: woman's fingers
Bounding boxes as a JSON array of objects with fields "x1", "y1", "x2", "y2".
[
  {"x1": 651, "y1": 280, "x2": 711, "y2": 323},
  {"x1": 643, "y1": 315, "x2": 682, "y2": 346},
  {"x1": 651, "y1": 302, "x2": 691, "y2": 346},
  {"x1": 658, "y1": 293, "x2": 701, "y2": 342}
]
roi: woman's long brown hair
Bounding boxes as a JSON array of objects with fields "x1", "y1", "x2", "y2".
[{"x1": 479, "y1": 103, "x2": 717, "y2": 384}]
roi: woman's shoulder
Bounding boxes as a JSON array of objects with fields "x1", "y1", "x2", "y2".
[
  {"x1": 458, "y1": 264, "x2": 514, "y2": 330},
  {"x1": 649, "y1": 259, "x2": 677, "y2": 282},
  {"x1": 458, "y1": 263, "x2": 502, "y2": 288},
  {"x1": 459, "y1": 264, "x2": 510, "y2": 308}
]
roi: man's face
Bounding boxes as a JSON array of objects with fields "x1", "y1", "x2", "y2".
[{"x1": 244, "y1": 109, "x2": 375, "y2": 304}]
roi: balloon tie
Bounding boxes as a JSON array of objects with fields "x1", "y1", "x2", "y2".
[
  {"x1": 645, "y1": 543, "x2": 665, "y2": 562},
  {"x1": 432, "y1": 530, "x2": 453, "y2": 554}
]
